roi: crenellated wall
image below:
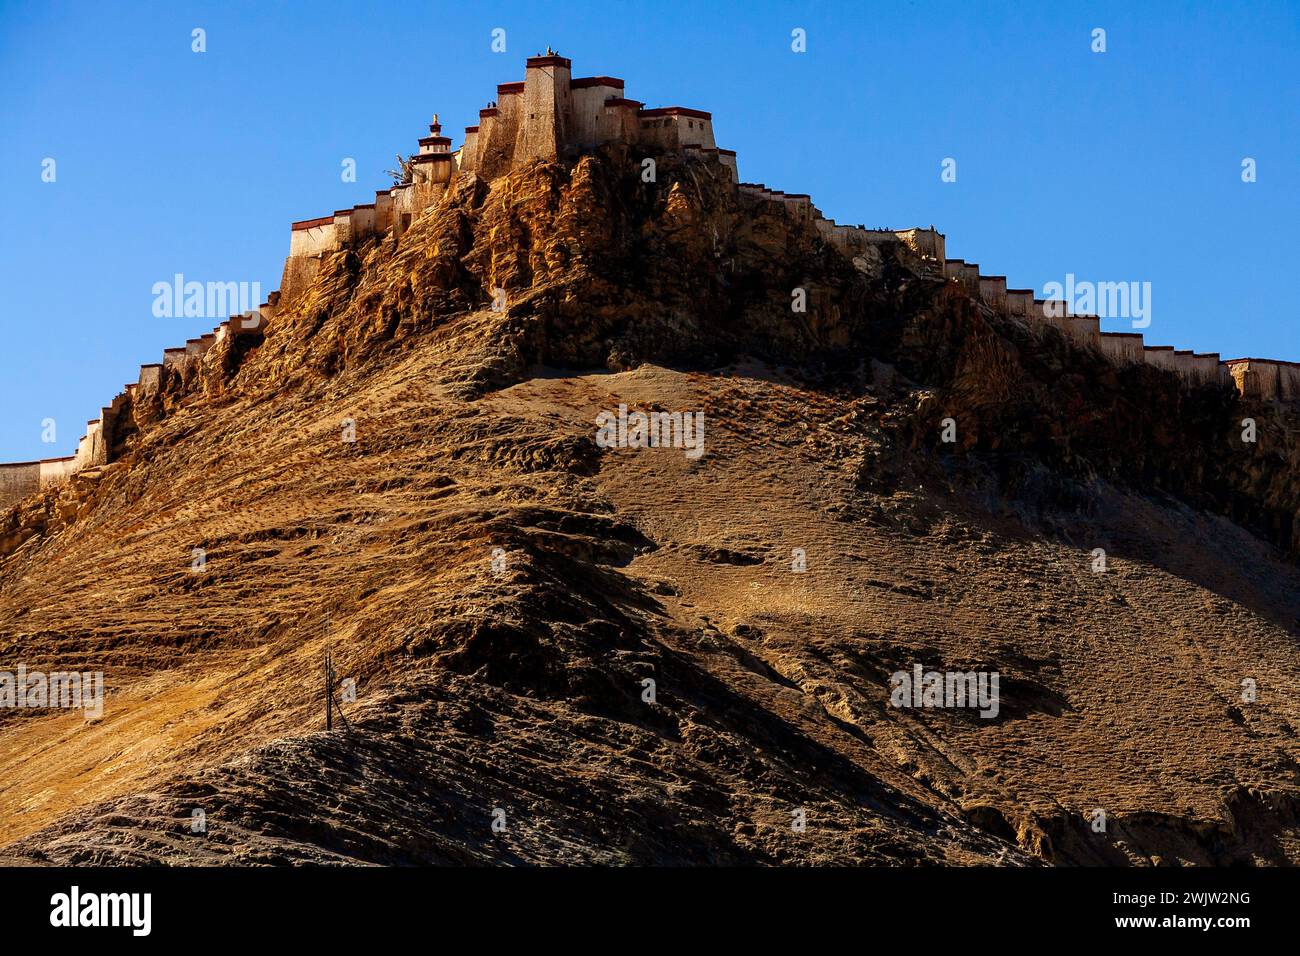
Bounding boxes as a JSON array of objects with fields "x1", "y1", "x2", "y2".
[
  {"x1": 743, "y1": 183, "x2": 945, "y2": 271},
  {"x1": 942, "y1": 249, "x2": 1295, "y2": 396},
  {"x1": 0, "y1": 306, "x2": 269, "y2": 512}
]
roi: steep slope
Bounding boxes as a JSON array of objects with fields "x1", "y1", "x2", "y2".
[{"x1": 1, "y1": 151, "x2": 1298, "y2": 865}]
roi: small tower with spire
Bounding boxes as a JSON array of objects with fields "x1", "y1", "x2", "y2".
[{"x1": 418, "y1": 112, "x2": 451, "y2": 155}]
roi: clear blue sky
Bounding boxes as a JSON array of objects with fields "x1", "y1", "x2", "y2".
[{"x1": 0, "y1": 0, "x2": 1296, "y2": 460}]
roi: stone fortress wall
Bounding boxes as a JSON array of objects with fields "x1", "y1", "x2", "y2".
[
  {"x1": 736, "y1": 179, "x2": 1298, "y2": 400},
  {"x1": 2, "y1": 53, "x2": 1295, "y2": 514},
  {"x1": 0, "y1": 307, "x2": 271, "y2": 512},
  {"x1": 736, "y1": 183, "x2": 1295, "y2": 399},
  {"x1": 936, "y1": 256, "x2": 1300, "y2": 397}
]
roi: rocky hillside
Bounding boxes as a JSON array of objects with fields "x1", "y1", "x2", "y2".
[{"x1": 2, "y1": 148, "x2": 1298, "y2": 865}]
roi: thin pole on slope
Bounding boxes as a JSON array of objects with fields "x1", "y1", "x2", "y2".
[
  {"x1": 325, "y1": 649, "x2": 333, "y2": 732},
  {"x1": 323, "y1": 648, "x2": 352, "y2": 735}
]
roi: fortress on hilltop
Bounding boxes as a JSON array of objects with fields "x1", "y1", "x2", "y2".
[
  {"x1": 281, "y1": 50, "x2": 739, "y2": 301},
  {"x1": 2, "y1": 52, "x2": 1297, "y2": 512}
]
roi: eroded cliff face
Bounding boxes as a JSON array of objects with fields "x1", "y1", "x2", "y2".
[{"x1": 1, "y1": 151, "x2": 1298, "y2": 865}]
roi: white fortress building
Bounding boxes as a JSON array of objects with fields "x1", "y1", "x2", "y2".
[{"x1": 281, "y1": 51, "x2": 739, "y2": 300}]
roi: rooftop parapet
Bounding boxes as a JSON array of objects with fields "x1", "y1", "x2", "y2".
[
  {"x1": 525, "y1": 54, "x2": 572, "y2": 69},
  {"x1": 570, "y1": 76, "x2": 624, "y2": 90}
]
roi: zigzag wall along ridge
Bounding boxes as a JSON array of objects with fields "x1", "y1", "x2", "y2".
[{"x1": 0, "y1": 309, "x2": 270, "y2": 512}]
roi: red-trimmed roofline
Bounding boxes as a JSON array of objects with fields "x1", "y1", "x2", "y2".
[
  {"x1": 410, "y1": 152, "x2": 452, "y2": 163},
  {"x1": 464, "y1": 125, "x2": 479, "y2": 133},
  {"x1": 525, "y1": 55, "x2": 571, "y2": 69},
  {"x1": 571, "y1": 76, "x2": 624, "y2": 89},
  {"x1": 1102, "y1": 332, "x2": 1144, "y2": 338},
  {"x1": 141, "y1": 363, "x2": 163, "y2": 369},
  {"x1": 1145, "y1": 346, "x2": 1174, "y2": 351},
  {"x1": 292, "y1": 215, "x2": 335, "y2": 231},
  {"x1": 498, "y1": 82, "x2": 525, "y2": 94},
  {"x1": 605, "y1": 98, "x2": 643, "y2": 109},
  {"x1": 1223, "y1": 357, "x2": 1300, "y2": 366},
  {"x1": 419, "y1": 136, "x2": 451, "y2": 146},
  {"x1": 0, "y1": 460, "x2": 41, "y2": 468},
  {"x1": 479, "y1": 107, "x2": 499, "y2": 117},
  {"x1": 640, "y1": 106, "x2": 711, "y2": 120},
  {"x1": 332, "y1": 209, "x2": 353, "y2": 217}
]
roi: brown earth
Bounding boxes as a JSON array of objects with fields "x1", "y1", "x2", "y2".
[{"x1": 1, "y1": 150, "x2": 1298, "y2": 865}]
